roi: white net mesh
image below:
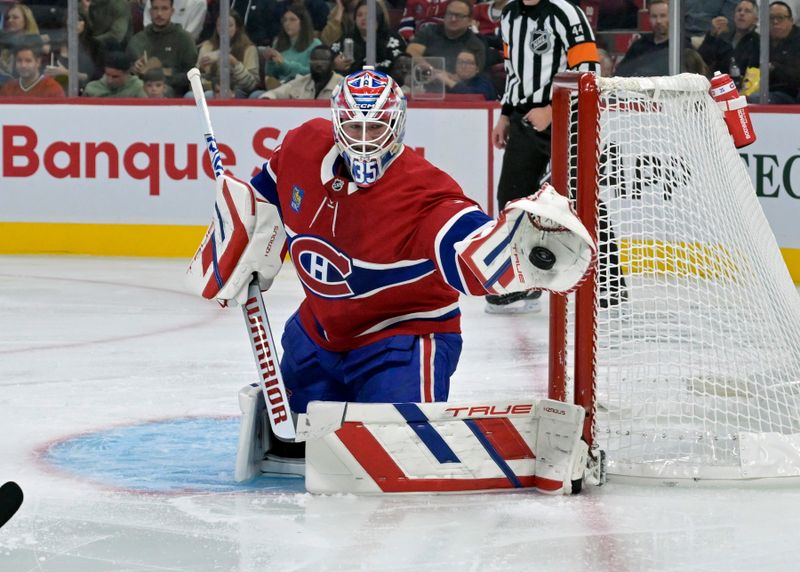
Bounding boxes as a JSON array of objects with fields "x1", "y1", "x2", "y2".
[{"x1": 564, "y1": 74, "x2": 800, "y2": 482}]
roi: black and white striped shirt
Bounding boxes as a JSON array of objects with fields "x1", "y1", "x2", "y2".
[{"x1": 500, "y1": 0, "x2": 598, "y2": 116}]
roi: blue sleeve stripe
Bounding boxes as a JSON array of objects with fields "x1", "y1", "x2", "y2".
[
  {"x1": 394, "y1": 404, "x2": 460, "y2": 464},
  {"x1": 484, "y1": 213, "x2": 524, "y2": 266},
  {"x1": 250, "y1": 163, "x2": 282, "y2": 218},
  {"x1": 438, "y1": 210, "x2": 493, "y2": 293},
  {"x1": 464, "y1": 419, "x2": 523, "y2": 488}
]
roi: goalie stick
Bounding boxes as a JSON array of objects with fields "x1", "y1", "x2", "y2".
[
  {"x1": 187, "y1": 68, "x2": 296, "y2": 442},
  {"x1": 0, "y1": 481, "x2": 23, "y2": 529}
]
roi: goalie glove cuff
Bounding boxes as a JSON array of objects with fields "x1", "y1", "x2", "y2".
[
  {"x1": 455, "y1": 184, "x2": 596, "y2": 295},
  {"x1": 186, "y1": 174, "x2": 286, "y2": 305}
]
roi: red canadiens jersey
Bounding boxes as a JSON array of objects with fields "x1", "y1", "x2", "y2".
[
  {"x1": 251, "y1": 118, "x2": 493, "y2": 352},
  {"x1": 473, "y1": 3, "x2": 502, "y2": 37},
  {"x1": 398, "y1": 0, "x2": 449, "y2": 40}
]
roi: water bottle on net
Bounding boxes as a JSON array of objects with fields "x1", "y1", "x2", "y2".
[{"x1": 709, "y1": 70, "x2": 756, "y2": 148}]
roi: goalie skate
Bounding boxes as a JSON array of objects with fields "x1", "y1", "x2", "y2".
[
  {"x1": 485, "y1": 291, "x2": 543, "y2": 314},
  {"x1": 234, "y1": 383, "x2": 303, "y2": 482}
]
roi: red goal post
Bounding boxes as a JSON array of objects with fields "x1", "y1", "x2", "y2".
[
  {"x1": 549, "y1": 72, "x2": 598, "y2": 449},
  {"x1": 548, "y1": 71, "x2": 800, "y2": 484}
]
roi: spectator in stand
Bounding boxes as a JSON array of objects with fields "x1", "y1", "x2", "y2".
[
  {"x1": 258, "y1": 44, "x2": 342, "y2": 98},
  {"x1": 434, "y1": 48, "x2": 496, "y2": 99},
  {"x1": 615, "y1": 0, "x2": 675, "y2": 77},
  {"x1": 279, "y1": 0, "x2": 330, "y2": 34},
  {"x1": 406, "y1": 0, "x2": 486, "y2": 75},
  {"x1": 205, "y1": 0, "x2": 329, "y2": 49},
  {"x1": 24, "y1": 0, "x2": 64, "y2": 41},
  {"x1": 230, "y1": 0, "x2": 275, "y2": 47},
  {"x1": 196, "y1": 10, "x2": 259, "y2": 98},
  {"x1": 130, "y1": 0, "x2": 145, "y2": 35},
  {"x1": 698, "y1": 0, "x2": 759, "y2": 82},
  {"x1": 683, "y1": 46, "x2": 710, "y2": 76},
  {"x1": 142, "y1": 0, "x2": 206, "y2": 42},
  {"x1": 615, "y1": 0, "x2": 710, "y2": 78},
  {"x1": 331, "y1": 0, "x2": 405, "y2": 75},
  {"x1": 2, "y1": 2, "x2": 39, "y2": 36},
  {"x1": 694, "y1": 16, "x2": 734, "y2": 74},
  {"x1": 42, "y1": 12, "x2": 102, "y2": 93},
  {"x1": 142, "y1": 65, "x2": 167, "y2": 97},
  {"x1": 321, "y1": 0, "x2": 351, "y2": 46},
  {"x1": 127, "y1": 0, "x2": 197, "y2": 96},
  {"x1": 764, "y1": 1, "x2": 800, "y2": 103},
  {"x1": 85, "y1": 0, "x2": 131, "y2": 48},
  {"x1": 786, "y1": 0, "x2": 800, "y2": 22},
  {"x1": 473, "y1": 0, "x2": 509, "y2": 50},
  {"x1": 262, "y1": 5, "x2": 321, "y2": 87},
  {"x1": 0, "y1": 2, "x2": 39, "y2": 79},
  {"x1": 685, "y1": 0, "x2": 738, "y2": 46},
  {"x1": 299, "y1": 0, "x2": 331, "y2": 33},
  {"x1": 321, "y1": 0, "x2": 390, "y2": 47},
  {"x1": 83, "y1": 50, "x2": 146, "y2": 97},
  {"x1": 474, "y1": 0, "x2": 508, "y2": 37},
  {"x1": 0, "y1": 40, "x2": 64, "y2": 97},
  {"x1": 597, "y1": 0, "x2": 639, "y2": 30},
  {"x1": 398, "y1": 0, "x2": 448, "y2": 42}
]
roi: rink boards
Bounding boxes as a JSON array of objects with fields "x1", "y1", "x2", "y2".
[{"x1": 0, "y1": 100, "x2": 799, "y2": 279}]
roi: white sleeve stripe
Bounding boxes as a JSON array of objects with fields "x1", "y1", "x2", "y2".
[{"x1": 356, "y1": 303, "x2": 460, "y2": 337}]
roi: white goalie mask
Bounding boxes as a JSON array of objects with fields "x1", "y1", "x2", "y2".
[{"x1": 330, "y1": 67, "x2": 407, "y2": 187}]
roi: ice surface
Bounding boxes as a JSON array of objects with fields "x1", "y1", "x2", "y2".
[{"x1": 1, "y1": 256, "x2": 799, "y2": 571}]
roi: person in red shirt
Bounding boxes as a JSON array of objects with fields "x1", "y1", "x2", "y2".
[
  {"x1": 473, "y1": 0, "x2": 510, "y2": 38},
  {"x1": 0, "y1": 43, "x2": 65, "y2": 97},
  {"x1": 398, "y1": 0, "x2": 449, "y2": 41}
]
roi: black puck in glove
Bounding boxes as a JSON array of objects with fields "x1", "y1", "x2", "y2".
[{"x1": 529, "y1": 246, "x2": 556, "y2": 270}]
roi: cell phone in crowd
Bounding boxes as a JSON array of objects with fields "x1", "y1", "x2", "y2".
[{"x1": 343, "y1": 38, "x2": 354, "y2": 61}]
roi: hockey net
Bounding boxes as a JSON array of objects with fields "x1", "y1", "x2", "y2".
[{"x1": 549, "y1": 72, "x2": 800, "y2": 483}]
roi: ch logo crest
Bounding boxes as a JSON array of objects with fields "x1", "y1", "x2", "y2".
[{"x1": 290, "y1": 236, "x2": 354, "y2": 298}]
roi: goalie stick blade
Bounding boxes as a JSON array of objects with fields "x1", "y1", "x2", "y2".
[{"x1": 0, "y1": 481, "x2": 23, "y2": 529}]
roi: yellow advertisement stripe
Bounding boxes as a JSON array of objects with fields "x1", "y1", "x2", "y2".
[
  {"x1": 0, "y1": 222, "x2": 206, "y2": 258},
  {"x1": 617, "y1": 239, "x2": 800, "y2": 283},
  {"x1": 781, "y1": 248, "x2": 800, "y2": 283}
]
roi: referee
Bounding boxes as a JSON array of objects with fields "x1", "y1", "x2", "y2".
[{"x1": 487, "y1": 0, "x2": 599, "y2": 314}]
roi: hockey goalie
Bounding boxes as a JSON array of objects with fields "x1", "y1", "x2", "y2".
[{"x1": 186, "y1": 68, "x2": 597, "y2": 494}]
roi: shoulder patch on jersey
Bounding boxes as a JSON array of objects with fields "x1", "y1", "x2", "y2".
[{"x1": 291, "y1": 185, "x2": 304, "y2": 212}]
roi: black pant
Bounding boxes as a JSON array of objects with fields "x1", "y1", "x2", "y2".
[{"x1": 497, "y1": 112, "x2": 552, "y2": 210}]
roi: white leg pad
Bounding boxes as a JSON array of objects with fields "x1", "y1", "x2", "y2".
[{"x1": 303, "y1": 399, "x2": 588, "y2": 494}]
